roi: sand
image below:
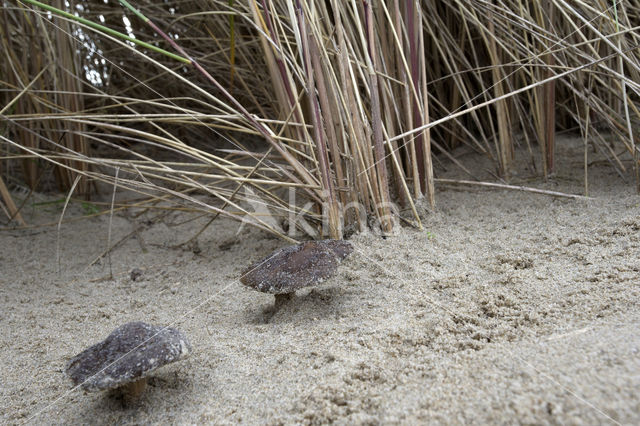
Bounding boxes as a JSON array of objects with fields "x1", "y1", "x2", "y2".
[{"x1": 1, "y1": 136, "x2": 639, "y2": 425}]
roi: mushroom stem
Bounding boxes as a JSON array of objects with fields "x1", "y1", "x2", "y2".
[
  {"x1": 274, "y1": 293, "x2": 293, "y2": 310},
  {"x1": 121, "y1": 377, "x2": 148, "y2": 400}
]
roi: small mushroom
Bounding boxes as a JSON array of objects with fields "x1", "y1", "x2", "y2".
[
  {"x1": 240, "y1": 239, "x2": 353, "y2": 309},
  {"x1": 65, "y1": 321, "x2": 191, "y2": 402},
  {"x1": 130, "y1": 268, "x2": 143, "y2": 282}
]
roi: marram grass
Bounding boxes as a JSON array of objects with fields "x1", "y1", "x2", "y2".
[{"x1": 1, "y1": 0, "x2": 638, "y2": 238}]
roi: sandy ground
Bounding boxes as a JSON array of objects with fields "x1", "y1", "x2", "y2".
[{"x1": 1, "y1": 136, "x2": 639, "y2": 425}]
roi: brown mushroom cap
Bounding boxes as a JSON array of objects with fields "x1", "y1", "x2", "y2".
[
  {"x1": 65, "y1": 321, "x2": 191, "y2": 392},
  {"x1": 240, "y1": 239, "x2": 353, "y2": 294}
]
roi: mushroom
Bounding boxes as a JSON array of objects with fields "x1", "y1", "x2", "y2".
[
  {"x1": 240, "y1": 239, "x2": 353, "y2": 310},
  {"x1": 130, "y1": 268, "x2": 143, "y2": 282},
  {"x1": 65, "y1": 321, "x2": 191, "y2": 402}
]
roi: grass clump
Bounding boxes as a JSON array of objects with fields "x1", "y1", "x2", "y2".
[{"x1": 1, "y1": 0, "x2": 638, "y2": 237}]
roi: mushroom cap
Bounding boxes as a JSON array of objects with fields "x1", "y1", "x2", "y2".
[
  {"x1": 240, "y1": 239, "x2": 353, "y2": 294},
  {"x1": 65, "y1": 321, "x2": 191, "y2": 392}
]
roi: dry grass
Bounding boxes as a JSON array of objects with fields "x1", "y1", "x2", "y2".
[{"x1": 1, "y1": 0, "x2": 639, "y2": 238}]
